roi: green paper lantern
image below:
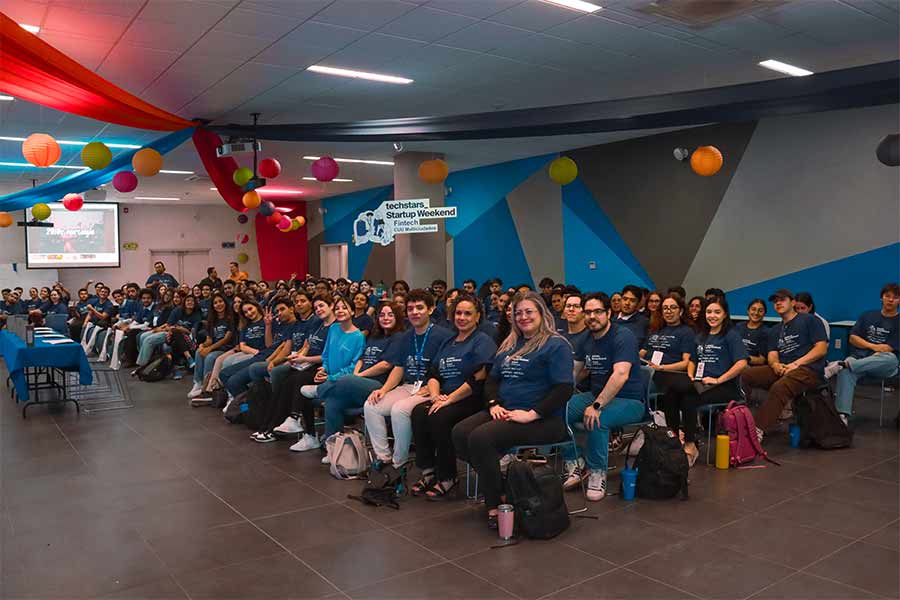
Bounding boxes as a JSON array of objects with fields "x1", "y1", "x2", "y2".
[{"x1": 233, "y1": 167, "x2": 253, "y2": 186}]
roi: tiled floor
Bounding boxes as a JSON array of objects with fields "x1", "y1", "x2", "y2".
[{"x1": 1, "y1": 372, "x2": 897, "y2": 600}]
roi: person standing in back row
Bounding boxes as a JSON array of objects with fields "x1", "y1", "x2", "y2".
[
  {"x1": 228, "y1": 261, "x2": 249, "y2": 282},
  {"x1": 146, "y1": 261, "x2": 178, "y2": 290}
]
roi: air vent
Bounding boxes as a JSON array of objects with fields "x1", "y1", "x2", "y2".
[{"x1": 636, "y1": 0, "x2": 788, "y2": 28}]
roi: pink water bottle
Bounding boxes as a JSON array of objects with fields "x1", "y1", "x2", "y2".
[{"x1": 497, "y1": 503, "x2": 514, "y2": 540}]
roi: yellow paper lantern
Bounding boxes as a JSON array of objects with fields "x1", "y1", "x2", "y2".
[
  {"x1": 690, "y1": 146, "x2": 723, "y2": 176},
  {"x1": 548, "y1": 156, "x2": 578, "y2": 185},
  {"x1": 132, "y1": 148, "x2": 163, "y2": 177},
  {"x1": 242, "y1": 190, "x2": 261, "y2": 209},
  {"x1": 81, "y1": 141, "x2": 112, "y2": 170},
  {"x1": 295, "y1": 216, "x2": 306, "y2": 228},
  {"x1": 31, "y1": 203, "x2": 51, "y2": 221},
  {"x1": 233, "y1": 167, "x2": 253, "y2": 186},
  {"x1": 22, "y1": 133, "x2": 61, "y2": 167},
  {"x1": 418, "y1": 159, "x2": 449, "y2": 184},
  {"x1": 0, "y1": 212, "x2": 13, "y2": 228},
  {"x1": 236, "y1": 252, "x2": 249, "y2": 264}
]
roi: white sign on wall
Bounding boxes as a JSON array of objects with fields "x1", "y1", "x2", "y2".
[{"x1": 352, "y1": 198, "x2": 457, "y2": 246}]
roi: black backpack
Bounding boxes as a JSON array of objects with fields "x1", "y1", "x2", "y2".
[
  {"x1": 795, "y1": 387, "x2": 852, "y2": 449},
  {"x1": 506, "y1": 460, "x2": 570, "y2": 539},
  {"x1": 136, "y1": 354, "x2": 173, "y2": 382},
  {"x1": 348, "y1": 463, "x2": 405, "y2": 510},
  {"x1": 241, "y1": 381, "x2": 270, "y2": 432},
  {"x1": 628, "y1": 424, "x2": 689, "y2": 500}
]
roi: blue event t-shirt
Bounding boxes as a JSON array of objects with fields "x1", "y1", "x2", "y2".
[
  {"x1": 90, "y1": 298, "x2": 114, "y2": 318},
  {"x1": 167, "y1": 307, "x2": 202, "y2": 332},
  {"x1": 561, "y1": 327, "x2": 589, "y2": 357},
  {"x1": 116, "y1": 298, "x2": 137, "y2": 320},
  {"x1": 44, "y1": 302, "x2": 68, "y2": 315},
  {"x1": 433, "y1": 330, "x2": 498, "y2": 394},
  {"x1": 576, "y1": 324, "x2": 643, "y2": 400},
  {"x1": 643, "y1": 324, "x2": 694, "y2": 366},
  {"x1": 240, "y1": 320, "x2": 267, "y2": 350},
  {"x1": 305, "y1": 320, "x2": 332, "y2": 357},
  {"x1": 735, "y1": 322, "x2": 769, "y2": 358},
  {"x1": 615, "y1": 312, "x2": 649, "y2": 348},
  {"x1": 352, "y1": 313, "x2": 374, "y2": 335},
  {"x1": 257, "y1": 320, "x2": 294, "y2": 358},
  {"x1": 209, "y1": 320, "x2": 234, "y2": 347},
  {"x1": 359, "y1": 334, "x2": 400, "y2": 383},
  {"x1": 491, "y1": 335, "x2": 573, "y2": 413},
  {"x1": 74, "y1": 301, "x2": 92, "y2": 318},
  {"x1": 389, "y1": 323, "x2": 453, "y2": 384},
  {"x1": 850, "y1": 310, "x2": 899, "y2": 358},
  {"x1": 768, "y1": 313, "x2": 828, "y2": 378},
  {"x1": 146, "y1": 272, "x2": 178, "y2": 287},
  {"x1": 24, "y1": 298, "x2": 42, "y2": 311},
  {"x1": 691, "y1": 328, "x2": 748, "y2": 380},
  {"x1": 132, "y1": 303, "x2": 154, "y2": 325}
]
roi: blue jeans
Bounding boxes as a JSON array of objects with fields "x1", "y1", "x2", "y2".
[
  {"x1": 319, "y1": 375, "x2": 381, "y2": 438},
  {"x1": 268, "y1": 363, "x2": 292, "y2": 390},
  {"x1": 223, "y1": 355, "x2": 267, "y2": 397},
  {"x1": 563, "y1": 392, "x2": 647, "y2": 472},
  {"x1": 137, "y1": 331, "x2": 167, "y2": 366},
  {"x1": 193, "y1": 350, "x2": 223, "y2": 384},
  {"x1": 835, "y1": 352, "x2": 899, "y2": 414}
]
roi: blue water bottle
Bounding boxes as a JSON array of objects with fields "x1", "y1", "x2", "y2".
[{"x1": 621, "y1": 467, "x2": 638, "y2": 501}]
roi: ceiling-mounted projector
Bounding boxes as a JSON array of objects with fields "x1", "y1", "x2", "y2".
[
  {"x1": 84, "y1": 188, "x2": 107, "y2": 201},
  {"x1": 217, "y1": 140, "x2": 261, "y2": 157}
]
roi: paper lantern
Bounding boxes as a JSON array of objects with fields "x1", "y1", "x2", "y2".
[
  {"x1": 288, "y1": 218, "x2": 301, "y2": 231},
  {"x1": 31, "y1": 203, "x2": 51, "y2": 221},
  {"x1": 237, "y1": 233, "x2": 249, "y2": 244},
  {"x1": 259, "y1": 158, "x2": 281, "y2": 179},
  {"x1": 132, "y1": 148, "x2": 163, "y2": 176},
  {"x1": 311, "y1": 157, "x2": 339, "y2": 182},
  {"x1": 258, "y1": 201, "x2": 276, "y2": 216},
  {"x1": 62, "y1": 193, "x2": 84, "y2": 211},
  {"x1": 295, "y1": 216, "x2": 306, "y2": 228},
  {"x1": 0, "y1": 212, "x2": 13, "y2": 228},
  {"x1": 233, "y1": 167, "x2": 253, "y2": 186},
  {"x1": 112, "y1": 171, "x2": 138, "y2": 193},
  {"x1": 22, "y1": 133, "x2": 61, "y2": 167},
  {"x1": 418, "y1": 159, "x2": 449, "y2": 184},
  {"x1": 81, "y1": 141, "x2": 112, "y2": 170},
  {"x1": 236, "y1": 252, "x2": 249, "y2": 264},
  {"x1": 237, "y1": 214, "x2": 249, "y2": 224},
  {"x1": 876, "y1": 134, "x2": 899, "y2": 167},
  {"x1": 266, "y1": 212, "x2": 283, "y2": 226},
  {"x1": 276, "y1": 215, "x2": 292, "y2": 230},
  {"x1": 242, "y1": 190, "x2": 261, "y2": 209},
  {"x1": 690, "y1": 146, "x2": 723, "y2": 176},
  {"x1": 548, "y1": 156, "x2": 578, "y2": 185}
]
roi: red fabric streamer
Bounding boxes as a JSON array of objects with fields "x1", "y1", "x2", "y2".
[
  {"x1": 0, "y1": 12, "x2": 196, "y2": 131},
  {"x1": 192, "y1": 128, "x2": 245, "y2": 212},
  {"x1": 254, "y1": 206, "x2": 308, "y2": 281}
]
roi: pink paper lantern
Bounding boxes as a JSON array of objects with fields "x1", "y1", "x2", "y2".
[
  {"x1": 113, "y1": 171, "x2": 138, "y2": 193},
  {"x1": 311, "y1": 156, "x2": 339, "y2": 182},
  {"x1": 259, "y1": 158, "x2": 281, "y2": 179},
  {"x1": 276, "y1": 214, "x2": 292, "y2": 230},
  {"x1": 62, "y1": 193, "x2": 84, "y2": 211},
  {"x1": 236, "y1": 233, "x2": 249, "y2": 244}
]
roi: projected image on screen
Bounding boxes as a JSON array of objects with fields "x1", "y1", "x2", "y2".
[{"x1": 25, "y1": 202, "x2": 121, "y2": 268}]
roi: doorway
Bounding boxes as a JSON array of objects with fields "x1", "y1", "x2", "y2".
[
  {"x1": 320, "y1": 243, "x2": 348, "y2": 280},
  {"x1": 150, "y1": 249, "x2": 211, "y2": 285}
]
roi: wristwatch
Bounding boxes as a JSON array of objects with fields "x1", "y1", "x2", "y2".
[{"x1": 592, "y1": 401, "x2": 601, "y2": 411}]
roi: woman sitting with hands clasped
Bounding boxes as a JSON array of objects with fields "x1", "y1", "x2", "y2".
[
  {"x1": 453, "y1": 292, "x2": 573, "y2": 529},
  {"x1": 410, "y1": 293, "x2": 497, "y2": 499}
]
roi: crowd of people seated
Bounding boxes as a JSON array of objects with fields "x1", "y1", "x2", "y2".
[{"x1": 2, "y1": 260, "x2": 897, "y2": 530}]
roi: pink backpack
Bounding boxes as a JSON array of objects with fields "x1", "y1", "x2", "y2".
[{"x1": 717, "y1": 401, "x2": 779, "y2": 467}]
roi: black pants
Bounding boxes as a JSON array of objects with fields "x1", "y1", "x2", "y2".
[
  {"x1": 170, "y1": 332, "x2": 194, "y2": 359},
  {"x1": 262, "y1": 367, "x2": 317, "y2": 432},
  {"x1": 452, "y1": 410, "x2": 566, "y2": 510},
  {"x1": 120, "y1": 330, "x2": 142, "y2": 366},
  {"x1": 412, "y1": 396, "x2": 482, "y2": 480},
  {"x1": 656, "y1": 372, "x2": 739, "y2": 442}
]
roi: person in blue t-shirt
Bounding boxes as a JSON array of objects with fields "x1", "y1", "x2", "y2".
[
  {"x1": 145, "y1": 261, "x2": 178, "y2": 291},
  {"x1": 351, "y1": 291, "x2": 374, "y2": 337},
  {"x1": 23, "y1": 287, "x2": 42, "y2": 312},
  {"x1": 453, "y1": 292, "x2": 573, "y2": 528},
  {"x1": 667, "y1": 297, "x2": 748, "y2": 465},
  {"x1": 741, "y1": 289, "x2": 828, "y2": 437},
  {"x1": 166, "y1": 294, "x2": 203, "y2": 366},
  {"x1": 834, "y1": 283, "x2": 899, "y2": 420},
  {"x1": 735, "y1": 299, "x2": 770, "y2": 366},
  {"x1": 120, "y1": 288, "x2": 156, "y2": 368},
  {"x1": 68, "y1": 288, "x2": 94, "y2": 340},
  {"x1": 364, "y1": 289, "x2": 453, "y2": 470},
  {"x1": 562, "y1": 292, "x2": 645, "y2": 501},
  {"x1": 410, "y1": 293, "x2": 498, "y2": 498},
  {"x1": 188, "y1": 293, "x2": 236, "y2": 401},
  {"x1": 42, "y1": 289, "x2": 68, "y2": 316},
  {"x1": 199, "y1": 300, "x2": 265, "y2": 394},
  {"x1": 82, "y1": 286, "x2": 114, "y2": 355},
  {"x1": 615, "y1": 285, "x2": 649, "y2": 348}
]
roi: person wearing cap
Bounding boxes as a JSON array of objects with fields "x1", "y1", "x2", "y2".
[{"x1": 741, "y1": 289, "x2": 828, "y2": 439}]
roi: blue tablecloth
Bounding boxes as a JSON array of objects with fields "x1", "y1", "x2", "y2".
[{"x1": 0, "y1": 330, "x2": 93, "y2": 401}]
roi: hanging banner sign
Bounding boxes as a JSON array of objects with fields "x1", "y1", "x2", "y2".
[{"x1": 352, "y1": 198, "x2": 456, "y2": 246}]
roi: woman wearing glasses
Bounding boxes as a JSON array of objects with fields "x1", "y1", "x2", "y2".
[{"x1": 453, "y1": 292, "x2": 573, "y2": 529}]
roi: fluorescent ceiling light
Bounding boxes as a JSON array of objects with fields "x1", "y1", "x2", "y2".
[
  {"x1": 158, "y1": 169, "x2": 194, "y2": 175},
  {"x1": 758, "y1": 59, "x2": 813, "y2": 77},
  {"x1": 307, "y1": 65, "x2": 413, "y2": 85},
  {"x1": 302, "y1": 155, "x2": 394, "y2": 166},
  {"x1": 133, "y1": 196, "x2": 179, "y2": 201},
  {"x1": 0, "y1": 95, "x2": 14, "y2": 102},
  {"x1": 302, "y1": 176, "x2": 353, "y2": 182},
  {"x1": 0, "y1": 136, "x2": 141, "y2": 149},
  {"x1": 19, "y1": 23, "x2": 40, "y2": 34},
  {"x1": 0, "y1": 161, "x2": 87, "y2": 170},
  {"x1": 257, "y1": 188, "x2": 303, "y2": 196},
  {"x1": 541, "y1": 0, "x2": 602, "y2": 13}
]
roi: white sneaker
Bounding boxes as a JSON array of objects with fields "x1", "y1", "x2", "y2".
[
  {"x1": 274, "y1": 416, "x2": 303, "y2": 435},
  {"x1": 300, "y1": 385, "x2": 318, "y2": 399},
  {"x1": 756, "y1": 427, "x2": 764, "y2": 444},
  {"x1": 499, "y1": 453, "x2": 515, "y2": 474},
  {"x1": 824, "y1": 361, "x2": 843, "y2": 379},
  {"x1": 290, "y1": 433, "x2": 320, "y2": 452},
  {"x1": 562, "y1": 459, "x2": 585, "y2": 490},
  {"x1": 839, "y1": 413, "x2": 849, "y2": 427},
  {"x1": 586, "y1": 470, "x2": 607, "y2": 501},
  {"x1": 187, "y1": 383, "x2": 203, "y2": 398},
  {"x1": 222, "y1": 396, "x2": 235, "y2": 415},
  {"x1": 321, "y1": 454, "x2": 331, "y2": 465}
]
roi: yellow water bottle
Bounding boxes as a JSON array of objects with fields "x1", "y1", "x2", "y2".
[{"x1": 715, "y1": 434, "x2": 730, "y2": 470}]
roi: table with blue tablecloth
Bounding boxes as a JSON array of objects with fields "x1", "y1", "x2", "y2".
[{"x1": 0, "y1": 330, "x2": 92, "y2": 415}]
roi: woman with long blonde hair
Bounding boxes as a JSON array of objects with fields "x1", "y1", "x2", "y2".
[{"x1": 452, "y1": 292, "x2": 574, "y2": 529}]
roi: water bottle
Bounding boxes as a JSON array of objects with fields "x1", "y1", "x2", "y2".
[
  {"x1": 25, "y1": 324, "x2": 35, "y2": 347},
  {"x1": 715, "y1": 434, "x2": 730, "y2": 469}
]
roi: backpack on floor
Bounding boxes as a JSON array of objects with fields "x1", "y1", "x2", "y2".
[
  {"x1": 717, "y1": 401, "x2": 779, "y2": 466},
  {"x1": 348, "y1": 463, "x2": 405, "y2": 510},
  {"x1": 136, "y1": 354, "x2": 172, "y2": 382},
  {"x1": 224, "y1": 391, "x2": 248, "y2": 424},
  {"x1": 240, "y1": 381, "x2": 270, "y2": 432},
  {"x1": 628, "y1": 424, "x2": 689, "y2": 500},
  {"x1": 325, "y1": 431, "x2": 369, "y2": 480},
  {"x1": 795, "y1": 388, "x2": 852, "y2": 449},
  {"x1": 506, "y1": 459, "x2": 570, "y2": 539}
]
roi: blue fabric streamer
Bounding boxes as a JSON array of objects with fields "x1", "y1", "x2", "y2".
[{"x1": 0, "y1": 126, "x2": 196, "y2": 212}]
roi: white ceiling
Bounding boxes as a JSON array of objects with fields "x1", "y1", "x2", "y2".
[{"x1": 0, "y1": 0, "x2": 897, "y2": 205}]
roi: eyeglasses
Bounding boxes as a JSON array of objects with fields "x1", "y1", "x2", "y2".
[
  {"x1": 514, "y1": 309, "x2": 539, "y2": 318},
  {"x1": 564, "y1": 304, "x2": 582, "y2": 310},
  {"x1": 584, "y1": 308, "x2": 608, "y2": 316},
  {"x1": 661, "y1": 306, "x2": 679, "y2": 312}
]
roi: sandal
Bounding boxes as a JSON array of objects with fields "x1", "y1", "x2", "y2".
[
  {"x1": 487, "y1": 512, "x2": 498, "y2": 530},
  {"x1": 410, "y1": 472, "x2": 436, "y2": 496},
  {"x1": 425, "y1": 478, "x2": 458, "y2": 500}
]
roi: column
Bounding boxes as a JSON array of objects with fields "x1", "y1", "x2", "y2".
[{"x1": 392, "y1": 151, "x2": 447, "y2": 286}]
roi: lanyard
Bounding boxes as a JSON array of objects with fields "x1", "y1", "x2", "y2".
[{"x1": 413, "y1": 323, "x2": 434, "y2": 373}]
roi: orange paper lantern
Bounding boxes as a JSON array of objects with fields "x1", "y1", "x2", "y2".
[
  {"x1": 242, "y1": 190, "x2": 261, "y2": 209},
  {"x1": 295, "y1": 216, "x2": 305, "y2": 228},
  {"x1": 690, "y1": 146, "x2": 723, "y2": 177},
  {"x1": 0, "y1": 212, "x2": 13, "y2": 228},
  {"x1": 22, "y1": 133, "x2": 61, "y2": 167},
  {"x1": 418, "y1": 159, "x2": 449, "y2": 185},
  {"x1": 132, "y1": 148, "x2": 163, "y2": 176}
]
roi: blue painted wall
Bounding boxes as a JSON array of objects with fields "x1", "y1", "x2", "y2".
[
  {"x1": 322, "y1": 185, "x2": 393, "y2": 281},
  {"x1": 453, "y1": 198, "x2": 534, "y2": 289}
]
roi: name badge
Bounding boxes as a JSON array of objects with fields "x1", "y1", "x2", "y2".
[
  {"x1": 411, "y1": 380, "x2": 423, "y2": 394},
  {"x1": 695, "y1": 362, "x2": 705, "y2": 380},
  {"x1": 651, "y1": 351, "x2": 664, "y2": 365}
]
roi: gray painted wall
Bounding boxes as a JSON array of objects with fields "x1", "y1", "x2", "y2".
[
  {"x1": 393, "y1": 152, "x2": 447, "y2": 284},
  {"x1": 506, "y1": 167, "x2": 565, "y2": 286}
]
